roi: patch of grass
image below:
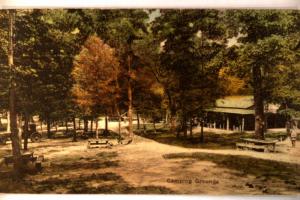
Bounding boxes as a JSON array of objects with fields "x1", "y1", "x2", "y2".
[
  {"x1": 93, "y1": 184, "x2": 175, "y2": 194},
  {"x1": 96, "y1": 151, "x2": 118, "y2": 159},
  {"x1": 50, "y1": 160, "x2": 119, "y2": 171},
  {"x1": 136, "y1": 128, "x2": 292, "y2": 150},
  {"x1": 20, "y1": 172, "x2": 175, "y2": 194},
  {"x1": 163, "y1": 152, "x2": 300, "y2": 194},
  {"x1": 33, "y1": 172, "x2": 122, "y2": 193},
  {"x1": 265, "y1": 131, "x2": 287, "y2": 138},
  {"x1": 136, "y1": 129, "x2": 251, "y2": 149},
  {"x1": 133, "y1": 123, "x2": 167, "y2": 132}
]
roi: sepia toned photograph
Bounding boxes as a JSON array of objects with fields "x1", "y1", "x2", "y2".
[{"x1": 0, "y1": 6, "x2": 299, "y2": 196}]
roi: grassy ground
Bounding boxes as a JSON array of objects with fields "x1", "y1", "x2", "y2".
[
  {"x1": 0, "y1": 139, "x2": 175, "y2": 194},
  {"x1": 163, "y1": 152, "x2": 300, "y2": 194},
  {"x1": 134, "y1": 125, "x2": 288, "y2": 150},
  {"x1": 0, "y1": 129, "x2": 299, "y2": 194}
]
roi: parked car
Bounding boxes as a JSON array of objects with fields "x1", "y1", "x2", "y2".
[
  {"x1": 0, "y1": 124, "x2": 42, "y2": 145},
  {"x1": 0, "y1": 132, "x2": 11, "y2": 145}
]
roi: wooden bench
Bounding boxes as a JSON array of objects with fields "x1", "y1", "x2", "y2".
[
  {"x1": 236, "y1": 138, "x2": 277, "y2": 152},
  {"x1": 3, "y1": 152, "x2": 44, "y2": 170},
  {"x1": 4, "y1": 152, "x2": 35, "y2": 165},
  {"x1": 236, "y1": 142, "x2": 266, "y2": 151},
  {"x1": 87, "y1": 139, "x2": 111, "y2": 149}
]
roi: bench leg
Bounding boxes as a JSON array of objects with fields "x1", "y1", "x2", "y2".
[{"x1": 35, "y1": 162, "x2": 42, "y2": 171}]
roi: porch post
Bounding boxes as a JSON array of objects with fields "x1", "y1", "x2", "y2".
[
  {"x1": 242, "y1": 117, "x2": 245, "y2": 132},
  {"x1": 226, "y1": 115, "x2": 229, "y2": 131}
]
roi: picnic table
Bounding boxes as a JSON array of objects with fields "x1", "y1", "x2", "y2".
[
  {"x1": 236, "y1": 138, "x2": 278, "y2": 152},
  {"x1": 87, "y1": 139, "x2": 111, "y2": 149},
  {"x1": 3, "y1": 151, "x2": 44, "y2": 170},
  {"x1": 4, "y1": 151, "x2": 35, "y2": 165}
]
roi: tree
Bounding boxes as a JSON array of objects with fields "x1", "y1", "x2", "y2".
[
  {"x1": 8, "y1": 10, "x2": 23, "y2": 176},
  {"x1": 0, "y1": 11, "x2": 9, "y2": 112},
  {"x1": 25, "y1": 10, "x2": 91, "y2": 138},
  {"x1": 72, "y1": 36, "x2": 120, "y2": 136},
  {"x1": 132, "y1": 65, "x2": 164, "y2": 132},
  {"x1": 1, "y1": 9, "x2": 92, "y2": 145},
  {"x1": 228, "y1": 10, "x2": 300, "y2": 139},
  {"x1": 152, "y1": 10, "x2": 226, "y2": 141},
  {"x1": 91, "y1": 10, "x2": 149, "y2": 139},
  {"x1": 218, "y1": 67, "x2": 247, "y2": 96}
]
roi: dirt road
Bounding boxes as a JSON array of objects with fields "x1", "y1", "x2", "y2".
[{"x1": 0, "y1": 136, "x2": 299, "y2": 194}]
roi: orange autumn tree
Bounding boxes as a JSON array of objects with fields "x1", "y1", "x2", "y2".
[
  {"x1": 218, "y1": 67, "x2": 248, "y2": 95},
  {"x1": 72, "y1": 36, "x2": 120, "y2": 135}
]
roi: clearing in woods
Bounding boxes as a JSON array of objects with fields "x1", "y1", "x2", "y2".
[{"x1": 0, "y1": 133, "x2": 299, "y2": 195}]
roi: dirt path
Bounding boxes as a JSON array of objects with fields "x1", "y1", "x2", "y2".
[{"x1": 0, "y1": 136, "x2": 299, "y2": 194}]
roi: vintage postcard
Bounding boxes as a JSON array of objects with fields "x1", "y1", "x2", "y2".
[{"x1": 0, "y1": 0, "x2": 299, "y2": 197}]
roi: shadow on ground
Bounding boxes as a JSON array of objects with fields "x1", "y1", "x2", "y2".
[
  {"x1": 0, "y1": 150, "x2": 175, "y2": 194},
  {"x1": 136, "y1": 129, "x2": 248, "y2": 149},
  {"x1": 136, "y1": 129, "x2": 287, "y2": 150},
  {"x1": 163, "y1": 152, "x2": 300, "y2": 194},
  {"x1": 0, "y1": 172, "x2": 175, "y2": 194},
  {"x1": 34, "y1": 172, "x2": 175, "y2": 194}
]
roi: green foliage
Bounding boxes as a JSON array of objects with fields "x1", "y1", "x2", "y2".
[
  {"x1": 0, "y1": 10, "x2": 91, "y2": 124},
  {"x1": 151, "y1": 10, "x2": 227, "y2": 126},
  {"x1": 227, "y1": 10, "x2": 300, "y2": 119}
]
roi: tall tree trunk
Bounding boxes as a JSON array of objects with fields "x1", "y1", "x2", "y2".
[
  {"x1": 46, "y1": 118, "x2": 51, "y2": 138},
  {"x1": 104, "y1": 115, "x2": 108, "y2": 136},
  {"x1": 18, "y1": 115, "x2": 22, "y2": 135},
  {"x1": 253, "y1": 66, "x2": 265, "y2": 139},
  {"x1": 95, "y1": 118, "x2": 99, "y2": 139},
  {"x1": 113, "y1": 75, "x2": 121, "y2": 140},
  {"x1": 127, "y1": 55, "x2": 133, "y2": 139},
  {"x1": 90, "y1": 119, "x2": 93, "y2": 132},
  {"x1": 142, "y1": 117, "x2": 146, "y2": 133},
  {"x1": 167, "y1": 90, "x2": 177, "y2": 134},
  {"x1": 115, "y1": 103, "x2": 121, "y2": 139},
  {"x1": 170, "y1": 108, "x2": 177, "y2": 134},
  {"x1": 83, "y1": 118, "x2": 88, "y2": 132},
  {"x1": 72, "y1": 117, "x2": 77, "y2": 142},
  {"x1": 65, "y1": 120, "x2": 68, "y2": 132},
  {"x1": 23, "y1": 112, "x2": 29, "y2": 151},
  {"x1": 118, "y1": 116, "x2": 121, "y2": 139},
  {"x1": 189, "y1": 118, "x2": 193, "y2": 138},
  {"x1": 200, "y1": 119, "x2": 204, "y2": 143},
  {"x1": 183, "y1": 114, "x2": 187, "y2": 138},
  {"x1": 165, "y1": 110, "x2": 169, "y2": 126},
  {"x1": 8, "y1": 10, "x2": 23, "y2": 176},
  {"x1": 137, "y1": 112, "x2": 140, "y2": 130}
]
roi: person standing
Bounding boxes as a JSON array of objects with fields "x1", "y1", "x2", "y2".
[{"x1": 291, "y1": 127, "x2": 297, "y2": 148}]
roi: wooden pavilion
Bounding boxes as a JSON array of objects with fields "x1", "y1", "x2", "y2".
[{"x1": 205, "y1": 96, "x2": 286, "y2": 131}]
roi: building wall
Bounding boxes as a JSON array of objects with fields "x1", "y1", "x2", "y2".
[{"x1": 205, "y1": 112, "x2": 286, "y2": 131}]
